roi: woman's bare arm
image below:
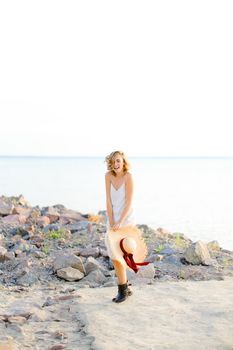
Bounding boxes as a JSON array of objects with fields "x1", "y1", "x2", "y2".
[{"x1": 105, "y1": 172, "x2": 114, "y2": 227}]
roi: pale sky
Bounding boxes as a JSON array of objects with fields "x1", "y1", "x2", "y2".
[{"x1": 0, "y1": 1, "x2": 233, "y2": 157}]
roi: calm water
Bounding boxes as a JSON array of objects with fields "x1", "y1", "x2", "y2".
[{"x1": 0, "y1": 156, "x2": 233, "y2": 251}]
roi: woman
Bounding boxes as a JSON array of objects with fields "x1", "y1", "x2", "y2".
[{"x1": 104, "y1": 150, "x2": 137, "y2": 303}]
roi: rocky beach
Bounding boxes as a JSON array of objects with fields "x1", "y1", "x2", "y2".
[{"x1": 0, "y1": 194, "x2": 233, "y2": 350}]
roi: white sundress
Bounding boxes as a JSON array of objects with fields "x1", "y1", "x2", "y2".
[{"x1": 105, "y1": 181, "x2": 136, "y2": 259}]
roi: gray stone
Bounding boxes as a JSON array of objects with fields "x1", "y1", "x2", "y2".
[
  {"x1": 17, "y1": 272, "x2": 39, "y2": 286},
  {"x1": 160, "y1": 247, "x2": 176, "y2": 255},
  {"x1": 53, "y1": 253, "x2": 86, "y2": 274},
  {"x1": 127, "y1": 263, "x2": 155, "y2": 280},
  {"x1": 81, "y1": 269, "x2": 108, "y2": 285},
  {"x1": 0, "y1": 246, "x2": 7, "y2": 261},
  {"x1": 84, "y1": 256, "x2": 102, "y2": 275},
  {"x1": 65, "y1": 221, "x2": 90, "y2": 232},
  {"x1": 184, "y1": 240, "x2": 212, "y2": 265},
  {"x1": 207, "y1": 240, "x2": 221, "y2": 251},
  {"x1": 0, "y1": 198, "x2": 14, "y2": 216},
  {"x1": 4, "y1": 251, "x2": 15, "y2": 260},
  {"x1": 79, "y1": 247, "x2": 100, "y2": 258},
  {"x1": 57, "y1": 267, "x2": 84, "y2": 281},
  {"x1": 33, "y1": 251, "x2": 47, "y2": 259}
]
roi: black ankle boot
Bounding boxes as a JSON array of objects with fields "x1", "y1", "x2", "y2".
[
  {"x1": 112, "y1": 283, "x2": 128, "y2": 303},
  {"x1": 112, "y1": 280, "x2": 133, "y2": 302}
]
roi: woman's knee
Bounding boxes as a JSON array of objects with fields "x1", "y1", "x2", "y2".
[{"x1": 112, "y1": 259, "x2": 124, "y2": 269}]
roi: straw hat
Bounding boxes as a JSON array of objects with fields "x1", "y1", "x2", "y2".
[{"x1": 106, "y1": 224, "x2": 150, "y2": 273}]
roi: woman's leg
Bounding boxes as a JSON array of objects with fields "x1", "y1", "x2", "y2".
[{"x1": 111, "y1": 259, "x2": 127, "y2": 284}]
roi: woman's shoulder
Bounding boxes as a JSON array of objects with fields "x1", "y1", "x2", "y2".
[
  {"x1": 125, "y1": 170, "x2": 133, "y2": 177},
  {"x1": 105, "y1": 171, "x2": 111, "y2": 178},
  {"x1": 125, "y1": 171, "x2": 133, "y2": 181}
]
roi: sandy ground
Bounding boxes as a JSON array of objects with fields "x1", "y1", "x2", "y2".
[
  {"x1": 1, "y1": 278, "x2": 233, "y2": 350},
  {"x1": 77, "y1": 277, "x2": 233, "y2": 350}
]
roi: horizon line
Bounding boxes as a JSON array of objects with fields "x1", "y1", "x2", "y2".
[{"x1": 1, "y1": 155, "x2": 233, "y2": 159}]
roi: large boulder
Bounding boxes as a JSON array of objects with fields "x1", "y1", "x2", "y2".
[
  {"x1": 41, "y1": 206, "x2": 60, "y2": 223},
  {"x1": 127, "y1": 263, "x2": 155, "y2": 280},
  {"x1": 184, "y1": 241, "x2": 212, "y2": 265},
  {"x1": 57, "y1": 267, "x2": 84, "y2": 281},
  {"x1": 81, "y1": 269, "x2": 108, "y2": 285},
  {"x1": 84, "y1": 256, "x2": 102, "y2": 275},
  {"x1": 79, "y1": 247, "x2": 100, "y2": 258},
  {"x1": 1, "y1": 215, "x2": 27, "y2": 224},
  {"x1": 53, "y1": 253, "x2": 86, "y2": 274},
  {"x1": 0, "y1": 197, "x2": 14, "y2": 216}
]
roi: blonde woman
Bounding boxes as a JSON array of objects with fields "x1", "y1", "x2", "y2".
[{"x1": 104, "y1": 150, "x2": 136, "y2": 303}]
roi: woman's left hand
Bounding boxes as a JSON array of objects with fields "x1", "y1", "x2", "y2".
[{"x1": 111, "y1": 221, "x2": 122, "y2": 231}]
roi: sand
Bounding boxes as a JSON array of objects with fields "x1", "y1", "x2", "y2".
[
  {"x1": 1, "y1": 278, "x2": 233, "y2": 349},
  {"x1": 77, "y1": 277, "x2": 233, "y2": 350}
]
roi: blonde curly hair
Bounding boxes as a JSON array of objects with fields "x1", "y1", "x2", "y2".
[{"x1": 104, "y1": 150, "x2": 131, "y2": 177}]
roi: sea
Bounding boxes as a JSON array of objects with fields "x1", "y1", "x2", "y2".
[{"x1": 0, "y1": 156, "x2": 233, "y2": 251}]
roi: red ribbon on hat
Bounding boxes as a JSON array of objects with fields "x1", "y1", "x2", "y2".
[{"x1": 120, "y1": 238, "x2": 150, "y2": 273}]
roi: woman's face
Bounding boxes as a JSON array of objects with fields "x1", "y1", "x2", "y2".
[{"x1": 112, "y1": 154, "x2": 124, "y2": 174}]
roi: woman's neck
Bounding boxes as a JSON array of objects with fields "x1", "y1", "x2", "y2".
[{"x1": 115, "y1": 171, "x2": 125, "y2": 178}]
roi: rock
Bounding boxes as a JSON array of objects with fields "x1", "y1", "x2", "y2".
[
  {"x1": 184, "y1": 241, "x2": 212, "y2": 265},
  {"x1": 154, "y1": 254, "x2": 164, "y2": 261},
  {"x1": 12, "y1": 207, "x2": 31, "y2": 218},
  {"x1": 103, "y1": 280, "x2": 116, "y2": 287},
  {"x1": 1, "y1": 215, "x2": 26, "y2": 225},
  {"x1": 16, "y1": 272, "x2": 39, "y2": 286},
  {"x1": 49, "y1": 345, "x2": 66, "y2": 350},
  {"x1": 36, "y1": 216, "x2": 50, "y2": 227},
  {"x1": 41, "y1": 206, "x2": 60, "y2": 223},
  {"x1": 17, "y1": 195, "x2": 31, "y2": 206},
  {"x1": 30, "y1": 235, "x2": 45, "y2": 247},
  {"x1": 4, "y1": 251, "x2": 15, "y2": 260},
  {"x1": 59, "y1": 209, "x2": 86, "y2": 223},
  {"x1": 43, "y1": 294, "x2": 81, "y2": 307},
  {"x1": 53, "y1": 331, "x2": 68, "y2": 340},
  {"x1": 33, "y1": 251, "x2": 47, "y2": 259},
  {"x1": 81, "y1": 269, "x2": 108, "y2": 285},
  {"x1": 99, "y1": 248, "x2": 108, "y2": 257},
  {"x1": 57, "y1": 267, "x2": 84, "y2": 281},
  {"x1": 163, "y1": 254, "x2": 183, "y2": 266},
  {"x1": 127, "y1": 263, "x2": 155, "y2": 280},
  {"x1": 159, "y1": 247, "x2": 176, "y2": 255},
  {"x1": 79, "y1": 247, "x2": 100, "y2": 258},
  {"x1": 65, "y1": 221, "x2": 90, "y2": 232},
  {"x1": 0, "y1": 197, "x2": 14, "y2": 216},
  {"x1": 0, "y1": 246, "x2": 7, "y2": 262},
  {"x1": 207, "y1": 240, "x2": 221, "y2": 251},
  {"x1": 97, "y1": 211, "x2": 108, "y2": 225},
  {"x1": 44, "y1": 224, "x2": 61, "y2": 233},
  {"x1": 7, "y1": 316, "x2": 27, "y2": 324},
  {"x1": 84, "y1": 257, "x2": 102, "y2": 274},
  {"x1": 10, "y1": 227, "x2": 31, "y2": 239},
  {"x1": 16, "y1": 243, "x2": 31, "y2": 253},
  {"x1": 53, "y1": 253, "x2": 86, "y2": 274}
]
